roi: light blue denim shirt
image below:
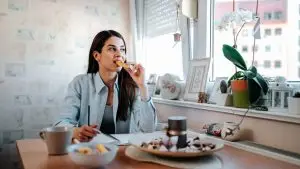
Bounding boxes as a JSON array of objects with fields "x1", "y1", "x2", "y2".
[{"x1": 54, "y1": 73, "x2": 157, "y2": 133}]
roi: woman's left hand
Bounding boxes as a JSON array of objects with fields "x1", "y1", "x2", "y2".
[{"x1": 126, "y1": 64, "x2": 146, "y2": 88}]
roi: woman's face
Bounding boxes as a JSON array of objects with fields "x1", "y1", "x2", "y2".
[{"x1": 93, "y1": 36, "x2": 126, "y2": 72}]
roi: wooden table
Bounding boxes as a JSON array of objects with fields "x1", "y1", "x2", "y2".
[{"x1": 16, "y1": 139, "x2": 300, "y2": 169}]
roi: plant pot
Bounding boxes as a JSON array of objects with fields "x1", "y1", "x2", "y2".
[
  {"x1": 221, "y1": 122, "x2": 241, "y2": 141},
  {"x1": 288, "y1": 97, "x2": 300, "y2": 114},
  {"x1": 231, "y1": 80, "x2": 249, "y2": 108}
]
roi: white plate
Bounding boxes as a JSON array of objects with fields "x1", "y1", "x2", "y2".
[{"x1": 128, "y1": 132, "x2": 224, "y2": 158}]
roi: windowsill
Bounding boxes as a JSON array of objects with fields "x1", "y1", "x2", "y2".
[{"x1": 153, "y1": 97, "x2": 300, "y2": 124}]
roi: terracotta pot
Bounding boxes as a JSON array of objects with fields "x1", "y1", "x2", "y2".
[{"x1": 231, "y1": 80, "x2": 249, "y2": 108}]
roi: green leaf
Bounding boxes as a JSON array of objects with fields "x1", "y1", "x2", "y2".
[
  {"x1": 252, "y1": 73, "x2": 269, "y2": 95},
  {"x1": 222, "y1": 44, "x2": 247, "y2": 70},
  {"x1": 248, "y1": 66, "x2": 257, "y2": 75},
  {"x1": 248, "y1": 78, "x2": 262, "y2": 104}
]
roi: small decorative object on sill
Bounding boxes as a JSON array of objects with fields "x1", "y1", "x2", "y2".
[
  {"x1": 203, "y1": 123, "x2": 223, "y2": 137},
  {"x1": 221, "y1": 122, "x2": 241, "y2": 142},
  {"x1": 268, "y1": 77, "x2": 293, "y2": 110},
  {"x1": 288, "y1": 92, "x2": 300, "y2": 115},
  {"x1": 160, "y1": 73, "x2": 185, "y2": 100},
  {"x1": 198, "y1": 92, "x2": 208, "y2": 103}
]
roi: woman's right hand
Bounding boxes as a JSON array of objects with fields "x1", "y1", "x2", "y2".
[{"x1": 73, "y1": 124, "x2": 98, "y2": 142}]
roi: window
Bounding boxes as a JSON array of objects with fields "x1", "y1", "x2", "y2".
[
  {"x1": 264, "y1": 29, "x2": 271, "y2": 37},
  {"x1": 299, "y1": 20, "x2": 300, "y2": 30},
  {"x1": 242, "y1": 46, "x2": 248, "y2": 52},
  {"x1": 274, "y1": 60, "x2": 281, "y2": 68},
  {"x1": 264, "y1": 60, "x2": 271, "y2": 68},
  {"x1": 137, "y1": 0, "x2": 184, "y2": 79},
  {"x1": 265, "y1": 45, "x2": 271, "y2": 52},
  {"x1": 274, "y1": 11, "x2": 283, "y2": 20},
  {"x1": 299, "y1": 67, "x2": 300, "y2": 78},
  {"x1": 264, "y1": 12, "x2": 272, "y2": 20},
  {"x1": 213, "y1": 0, "x2": 299, "y2": 81},
  {"x1": 275, "y1": 28, "x2": 282, "y2": 35}
]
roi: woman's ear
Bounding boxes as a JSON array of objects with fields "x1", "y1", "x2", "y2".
[{"x1": 93, "y1": 51, "x2": 101, "y2": 62}]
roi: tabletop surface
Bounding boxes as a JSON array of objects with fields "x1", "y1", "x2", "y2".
[{"x1": 16, "y1": 139, "x2": 300, "y2": 169}]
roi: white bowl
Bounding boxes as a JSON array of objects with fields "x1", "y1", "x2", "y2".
[{"x1": 67, "y1": 142, "x2": 118, "y2": 168}]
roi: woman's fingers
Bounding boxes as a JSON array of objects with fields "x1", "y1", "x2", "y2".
[
  {"x1": 80, "y1": 125, "x2": 97, "y2": 138},
  {"x1": 78, "y1": 133, "x2": 89, "y2": 142}
]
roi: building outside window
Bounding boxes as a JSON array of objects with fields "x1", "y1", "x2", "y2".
[
  {"x1": 242, "y1": 45, "x2": 248, "y2": 52},
  {"x1": 265, "y1": 29, "x2": 271, "y2": 37},
  {"x1": 274, "y1": 11, "x2": 283, "y2": 20},
  {"x1": 275, "y1": 28, "x2": 282, "y2": 35},
  {"x1": 265, "y1": 45, "x2": 271, "y2": 52},
  {"x1": 252, "y1": 45, "x2": 259, "y2": 52},
  {"x1": 264, "y1": 12, "x2": 272, "y2": 20},
  {"x1": 274, "y1": 60, "x2": 281, "y2": 68},
  {"x1": 264, "y1": 60, "x2": 271, "y2": 68}
]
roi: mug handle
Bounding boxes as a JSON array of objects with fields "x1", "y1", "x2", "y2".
[{"x1": 39, "y1": 131, "x2": 45, "y2": 140}]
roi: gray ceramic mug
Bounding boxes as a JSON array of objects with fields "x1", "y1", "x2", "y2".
[{"x1": 39, "y1": 126, "x2": 73, "y2": 155}]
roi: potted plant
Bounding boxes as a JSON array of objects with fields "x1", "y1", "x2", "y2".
[
  {"x1": 222, "y1": 45, "x2": 269, "y2": 108},
  {"x1": 217, "y1": 8, "x2": 269, "y2": 108},
  {"x1": 288, "y1": 92, "x2": 300, "y2": 114}
]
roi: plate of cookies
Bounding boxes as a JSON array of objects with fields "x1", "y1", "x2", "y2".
[{"x1": 128, "y1": 132, "x2": 224, "y2": 158}]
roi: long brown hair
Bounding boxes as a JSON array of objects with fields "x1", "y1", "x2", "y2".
[{"x1": 87, "y1": 30, "x2": 137, "y2": 121}]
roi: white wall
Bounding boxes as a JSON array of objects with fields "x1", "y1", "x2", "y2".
[{"x1": 0, "y1": 0, "x2": 130, "y2": 168}]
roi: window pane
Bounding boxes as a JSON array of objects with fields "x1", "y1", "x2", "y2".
[
  {"x1": 213, "y1": 0, "x2": 299, "y2": 81},
  {"x1": 144, "y1": 34, "x2": 184, "y2": 79}
]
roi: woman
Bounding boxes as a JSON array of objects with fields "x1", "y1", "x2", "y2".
[{"x1": 55, "y1": 30, "x2": 157, "y2": 142}]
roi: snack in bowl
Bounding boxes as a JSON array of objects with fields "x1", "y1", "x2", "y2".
[
  {"x1": 67, "y1": 142, "x2": 118, "y2": 168},
  {"x1": 76, "y1": 144, "x2": 108, "y2": 155}
]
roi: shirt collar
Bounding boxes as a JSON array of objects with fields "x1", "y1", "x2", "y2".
[{"x1": 94, "y1": 72, "x2": 119, "y2": 94}]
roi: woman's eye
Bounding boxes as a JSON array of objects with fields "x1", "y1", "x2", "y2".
[
  {"x1": 109, "y1": 48, "x2": 116, "y2": 51},
  {"x1": 120, "y1": 48, "x2": 126, "y2": 52}
]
